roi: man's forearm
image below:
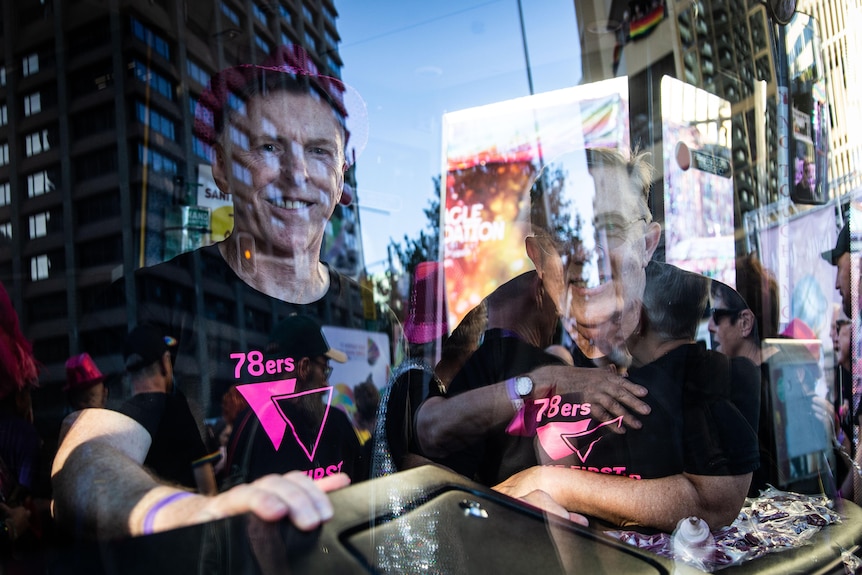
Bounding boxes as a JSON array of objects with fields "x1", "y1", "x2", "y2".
[
  {"x1": 52, "y1": 409, "x2": 157, "y2": 537},
  {"x1": 495, "y1": 466, "x2": 750, "y2": 532},
  {"x1": 415, "y1": 386, "x2": 517, "y2": 458}
]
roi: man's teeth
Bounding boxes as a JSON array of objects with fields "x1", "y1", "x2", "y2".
[{"x1": 269, "y1": 198, "x2": 309, "y2": 209}]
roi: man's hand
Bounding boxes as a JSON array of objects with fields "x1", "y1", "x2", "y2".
[
  {"x1": 134, "y1": 472, "x2": 351, "y2": 536},
  {"x1": 528, "y1": 365, "x2": 651, "y2": 432}
]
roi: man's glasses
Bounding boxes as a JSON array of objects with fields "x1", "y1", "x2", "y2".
[
  {"x1": 709, "y1": 307, "x2": 741, "y2": 323},
  {"x1": 313, "y1": 358, "x2": 333, "y2": 379}
]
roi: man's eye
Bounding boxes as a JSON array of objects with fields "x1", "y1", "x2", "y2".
[
  {"x1": 257, "y1": 143, "x2": 278, "y2": 153},
  {"x1": 308, "y1": 146, "x2": 330, "y2": 156}
]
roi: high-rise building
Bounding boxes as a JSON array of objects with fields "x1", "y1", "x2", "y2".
[{"x1": 0, "y1": 0, "x2": 371, "y2": 426}]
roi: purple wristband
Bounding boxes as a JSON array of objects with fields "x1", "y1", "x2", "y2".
[{"x1": 143, "y1": 492, "x2": 194, "y2": 535}]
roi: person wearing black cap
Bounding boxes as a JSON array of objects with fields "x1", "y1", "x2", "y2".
[
  {"x1": 821, "y1": 221, "x2": 851, "y2": 318},
  {"x1": 225, "y1": 315, "x2": 364, "y2": 484},
  {"x1": 119, "y1": 325, "x2": 217, "y2": 494}
]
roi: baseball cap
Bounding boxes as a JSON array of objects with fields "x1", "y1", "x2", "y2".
[
  {"x1": 821, "y1": 222, "x2": 850, "y2": 265},
  {"x1": 194, "y1": 43, "x2": 368, "y2": 200},
  {"x1": 266, "y1": 315, "x2": 347, "y2": 363},
  {"x1": 64, "y1": 353, "x2": 104, "y2": 392},
  {"x1": 124, "y1": 325, "x2": 177, "y2": 372}
]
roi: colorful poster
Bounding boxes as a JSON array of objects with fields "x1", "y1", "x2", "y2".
[
  {"x1": 197, "y1": 163, "x2": 234, "y2": 243},
  {"x1": 441, "y1": 78, "x2": 630, "y2": 328},
  {"x1": 758, "y1": 205, "x2": 839, "y2": 352},
  {"x1": 660, "y1": 76, "x2": 735, "y2": 284},
  {"x1": 321, "y1": 326, "x2": 391, "y2": 421}
]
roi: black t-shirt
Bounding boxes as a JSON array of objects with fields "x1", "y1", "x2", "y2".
[
  {"x1": 119, "y1": 391, "x2": 209, "y2": 489},
  {"x1": 129, "y1": 244, "x2": 400, "y2": 485},
  {"x1": 436, "y1": 335, "x2": 760, "y2": 486}
]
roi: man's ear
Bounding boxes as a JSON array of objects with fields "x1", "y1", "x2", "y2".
[
  {"x1": 298, "y1": 356, "x2": 312, "y2": 380},
  {"x1": 211, "y1": 145, "x2": 230, "y2": 193},
  {"x1": 644, "y1": 221, "x2": 661, "y2": 263},
  {"x1": 738, "y1": 309, "x2": 755, "y2": 338},
  {"x1": 525, "y1": 236, "x2": 545, "y2": 278}
]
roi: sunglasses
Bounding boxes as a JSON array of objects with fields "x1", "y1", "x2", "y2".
[
  {"x1": 709, "y1": 307, "x2": 742, "y2": 323},
  {"x1": 313, "y1": 358, "x2": 333, "y2": 379}
]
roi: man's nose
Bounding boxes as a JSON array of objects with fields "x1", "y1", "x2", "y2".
[{"x1": 280, "y1": 141, "x2": 308, "y2": 182}]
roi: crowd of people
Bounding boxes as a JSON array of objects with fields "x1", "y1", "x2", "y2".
[{"x1": 0, "y1": 42, "x2": 857, "y2": 570}]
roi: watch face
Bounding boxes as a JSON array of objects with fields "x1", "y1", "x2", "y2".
[{"x1": 515, "y1": 376, "x2": 533, "y2": 397}]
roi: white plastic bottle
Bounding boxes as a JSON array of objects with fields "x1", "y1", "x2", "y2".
[{"x1": 671, "y1": 516, "x2": 715, "y2": 572}]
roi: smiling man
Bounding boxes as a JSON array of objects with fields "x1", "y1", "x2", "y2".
[{"x1": 52, "y1": 45, "x2": 397, "y2": 540}]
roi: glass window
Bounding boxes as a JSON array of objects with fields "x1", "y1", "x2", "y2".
[
  {"x1": 138, "y1": 143, "x2": 178, "y2": 174},
  {"x1": 27, "y1": 170, "x2": 57, "y2": 197},
  {"x1": 22, "y1": 53, "x2": 39, "y2": 76},
  {"x1": 0, "y1": 220, "x2": 11, "y2": 240},
  {"x1": 136, "y1": 101, "x2": 177, "y2": 140},
  {"x1": 30, "y1": 253, "x2": 50, "y2": 280},
  {"x1": 0, "y1": 143, "x2": 8, "y2": 166},
  {"x1": 0, "y1": 181, "x2": 9, "y2": 206},
  {"x1": 253, "y1": 3, "x2": 267, "y2": 25},
  {"x1": 278, "y1": 4, "x2": 291, "y2": 24},
  {"x1": 29, "y1": 211, "x2": 51, "y2": 239},
  {"x1": 25, "y1": 129, "x2": 52, "y2": 157},
  {"x1": 220, "y1": 1, "x2": 240, "y2": 26},
  {"x1": 130, "y1": 16, "x2": 171, "y2": 60},
  {"x1": 254, "y1": 34, "x2": 271, "y2": 54},
  {"x1": 186, "y1": 58, "x2": 210, "y2": 86},
  {"x1": 302, "y1": 3, "x2": 314, "y2": 24},
  {"x1": 24, "y1": 92, "x2": 41, "y2": 116},
  {"x1": 0, "y1": 65, "x2": 5, "y2": 86},
  {"x1": 0, "y1": 104, "x2": 6, "y2": 126},
  {"x1": 131, "y1": 60, "x2": 174, "y2": 100}
]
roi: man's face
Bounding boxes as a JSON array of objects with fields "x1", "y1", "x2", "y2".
[
  {"x1": 837, "y1": 252, "x2": 852, "y2": 317},
  {"x1": 707, "y1": 295, "x2": 744, "y2": 357},
  {"x1": 213, "y1": 90, "x2": 346, "y2": 256},
  {"x1": 538, "y1": 165, "x2": 655, "y2": 363}
]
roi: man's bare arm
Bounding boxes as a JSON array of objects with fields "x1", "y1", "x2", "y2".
[
  {"x1": 416, "y1": 365, "x2": 651, "y2": 459},
  {"x1": 493, "y1": 466, "x2": 750, "y2": 532},
  {"x1": 52, "y1": 409, "x2": 349, "y2": 539}
]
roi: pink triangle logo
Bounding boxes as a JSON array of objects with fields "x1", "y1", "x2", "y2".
[{"x1": 236, "y1": 379, "x2": 333, "y2": 460}]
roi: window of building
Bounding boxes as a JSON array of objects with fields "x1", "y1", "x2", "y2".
[
  {"x1": 24, "y1": 92, "x2": 41, "y2": 116},
  {"x1": 131, "y1": 60, "x2": 174, "y2": 100},
  {"x1": 27, "y1": 294, "x2": 68, "y2": 323},
  {"x1": 75, "y1": 149, "x2": 118, "y2": 183},
  {"x1": 78, "y1": 236, "x2": 122, "y2": 267},
  {"x1": 0, "y1": 143, "x2": 9, "y2": 167},
  {"x1": 77, "y1": 191, "x2": 121, "y2": 226},
  {"x1": 232, "y1": 161, "x2": 251, "y2": 185},
  {"x1": 71, "y1": 105, "x2": 115, "y2": 140},
  {"x1": 22, "y1": 53, "x2": 39, "y2": 77},
  {"x1": 29, "y1": 211, "x2": 51, "y2": 239},
  {"x1": 279, "y1": 4, "x2": 291, "y2": 24},
  {"x1": 186, "y1": 58, "x2": 210, "y2": 86},
  {"x1": 138, "y1": 144, "x2": 178, "y2": 174},
  {"x1": 220, "y1": 2, "x2": 240, "y2": 26},
  {"x1": 130, "y1": 16, "x2": 171, "y2": 61},
  {"x1": 136, "y1": 102, "x2": 177, "y2": 141},
  {"x1": 228, "y1": 125, "x2": 249, "y2": 151},
  {"x1": 302, "y1": 3, "x2": 314, "y2": 24},
  {"x1": 227, "y1": 92, "x2": 246, "y2": 116},
  {"x1": 304, "y1": 31, "x2": 317, "y2": 52},
  {"x1": 30, "y1": 253, "x2": 51, "y2": 281},
  {"x1": 0, "y1": 66, "x2": 5, "y2": 87},
  {"x1": 322, "y1": 3, "x2": 336, "y2": 24},
  {"x1": 0, "y1": 182, "x2": 9, "y2": 206},
  {"x1": 0, "y1": 221, "x2": 11, "y2": 240},
  {"x1": 0, "y1": 104, "x2": 6, "y2": 127},
  {"x1": 254, "y1": 34, "x2": 271, "y2": 55},
  {"x1": 27, "y1": 170, "x2": 57, "y2": 198},
  {"x1": 253, "y1": 3, "x2": 268, "y2": 25},
  {"x1": 192, "y1": 136, "x2": 213, "y2": 161},
  {"x1": 25, "y1": 129, "x2": 52, "y2": 157}
]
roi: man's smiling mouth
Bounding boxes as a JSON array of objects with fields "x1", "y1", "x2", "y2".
[{"x1": 268, "y1": 198, "x2": 311, "y2": 210}]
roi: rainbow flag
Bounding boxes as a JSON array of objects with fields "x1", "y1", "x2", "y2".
[{"x1": 629, "y1": 4, "x2": 665, "y2": 40}]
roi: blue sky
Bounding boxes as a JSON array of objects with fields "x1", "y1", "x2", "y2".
[{"x1": 336, "y1": 0, "x2": 583, "y2": 271}]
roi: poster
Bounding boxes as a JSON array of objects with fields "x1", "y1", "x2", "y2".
[
  {"x1": 321, "y1": 326, "x2": 391, "y2": 421},
  {"x1": 660, "y1": 76, "x2": 735, "y2": 284},
  {"x1": 441, "y1": 78, "x2": 630, "y2": 328}
]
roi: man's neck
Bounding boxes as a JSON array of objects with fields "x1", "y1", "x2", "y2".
[{"x1": 218, "y1": 236, "x2": 330, "y2": 304}]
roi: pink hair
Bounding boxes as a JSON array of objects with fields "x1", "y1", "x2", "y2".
[{"x1": 0, "y1": 282, "x2": 39, "y2": 398}]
